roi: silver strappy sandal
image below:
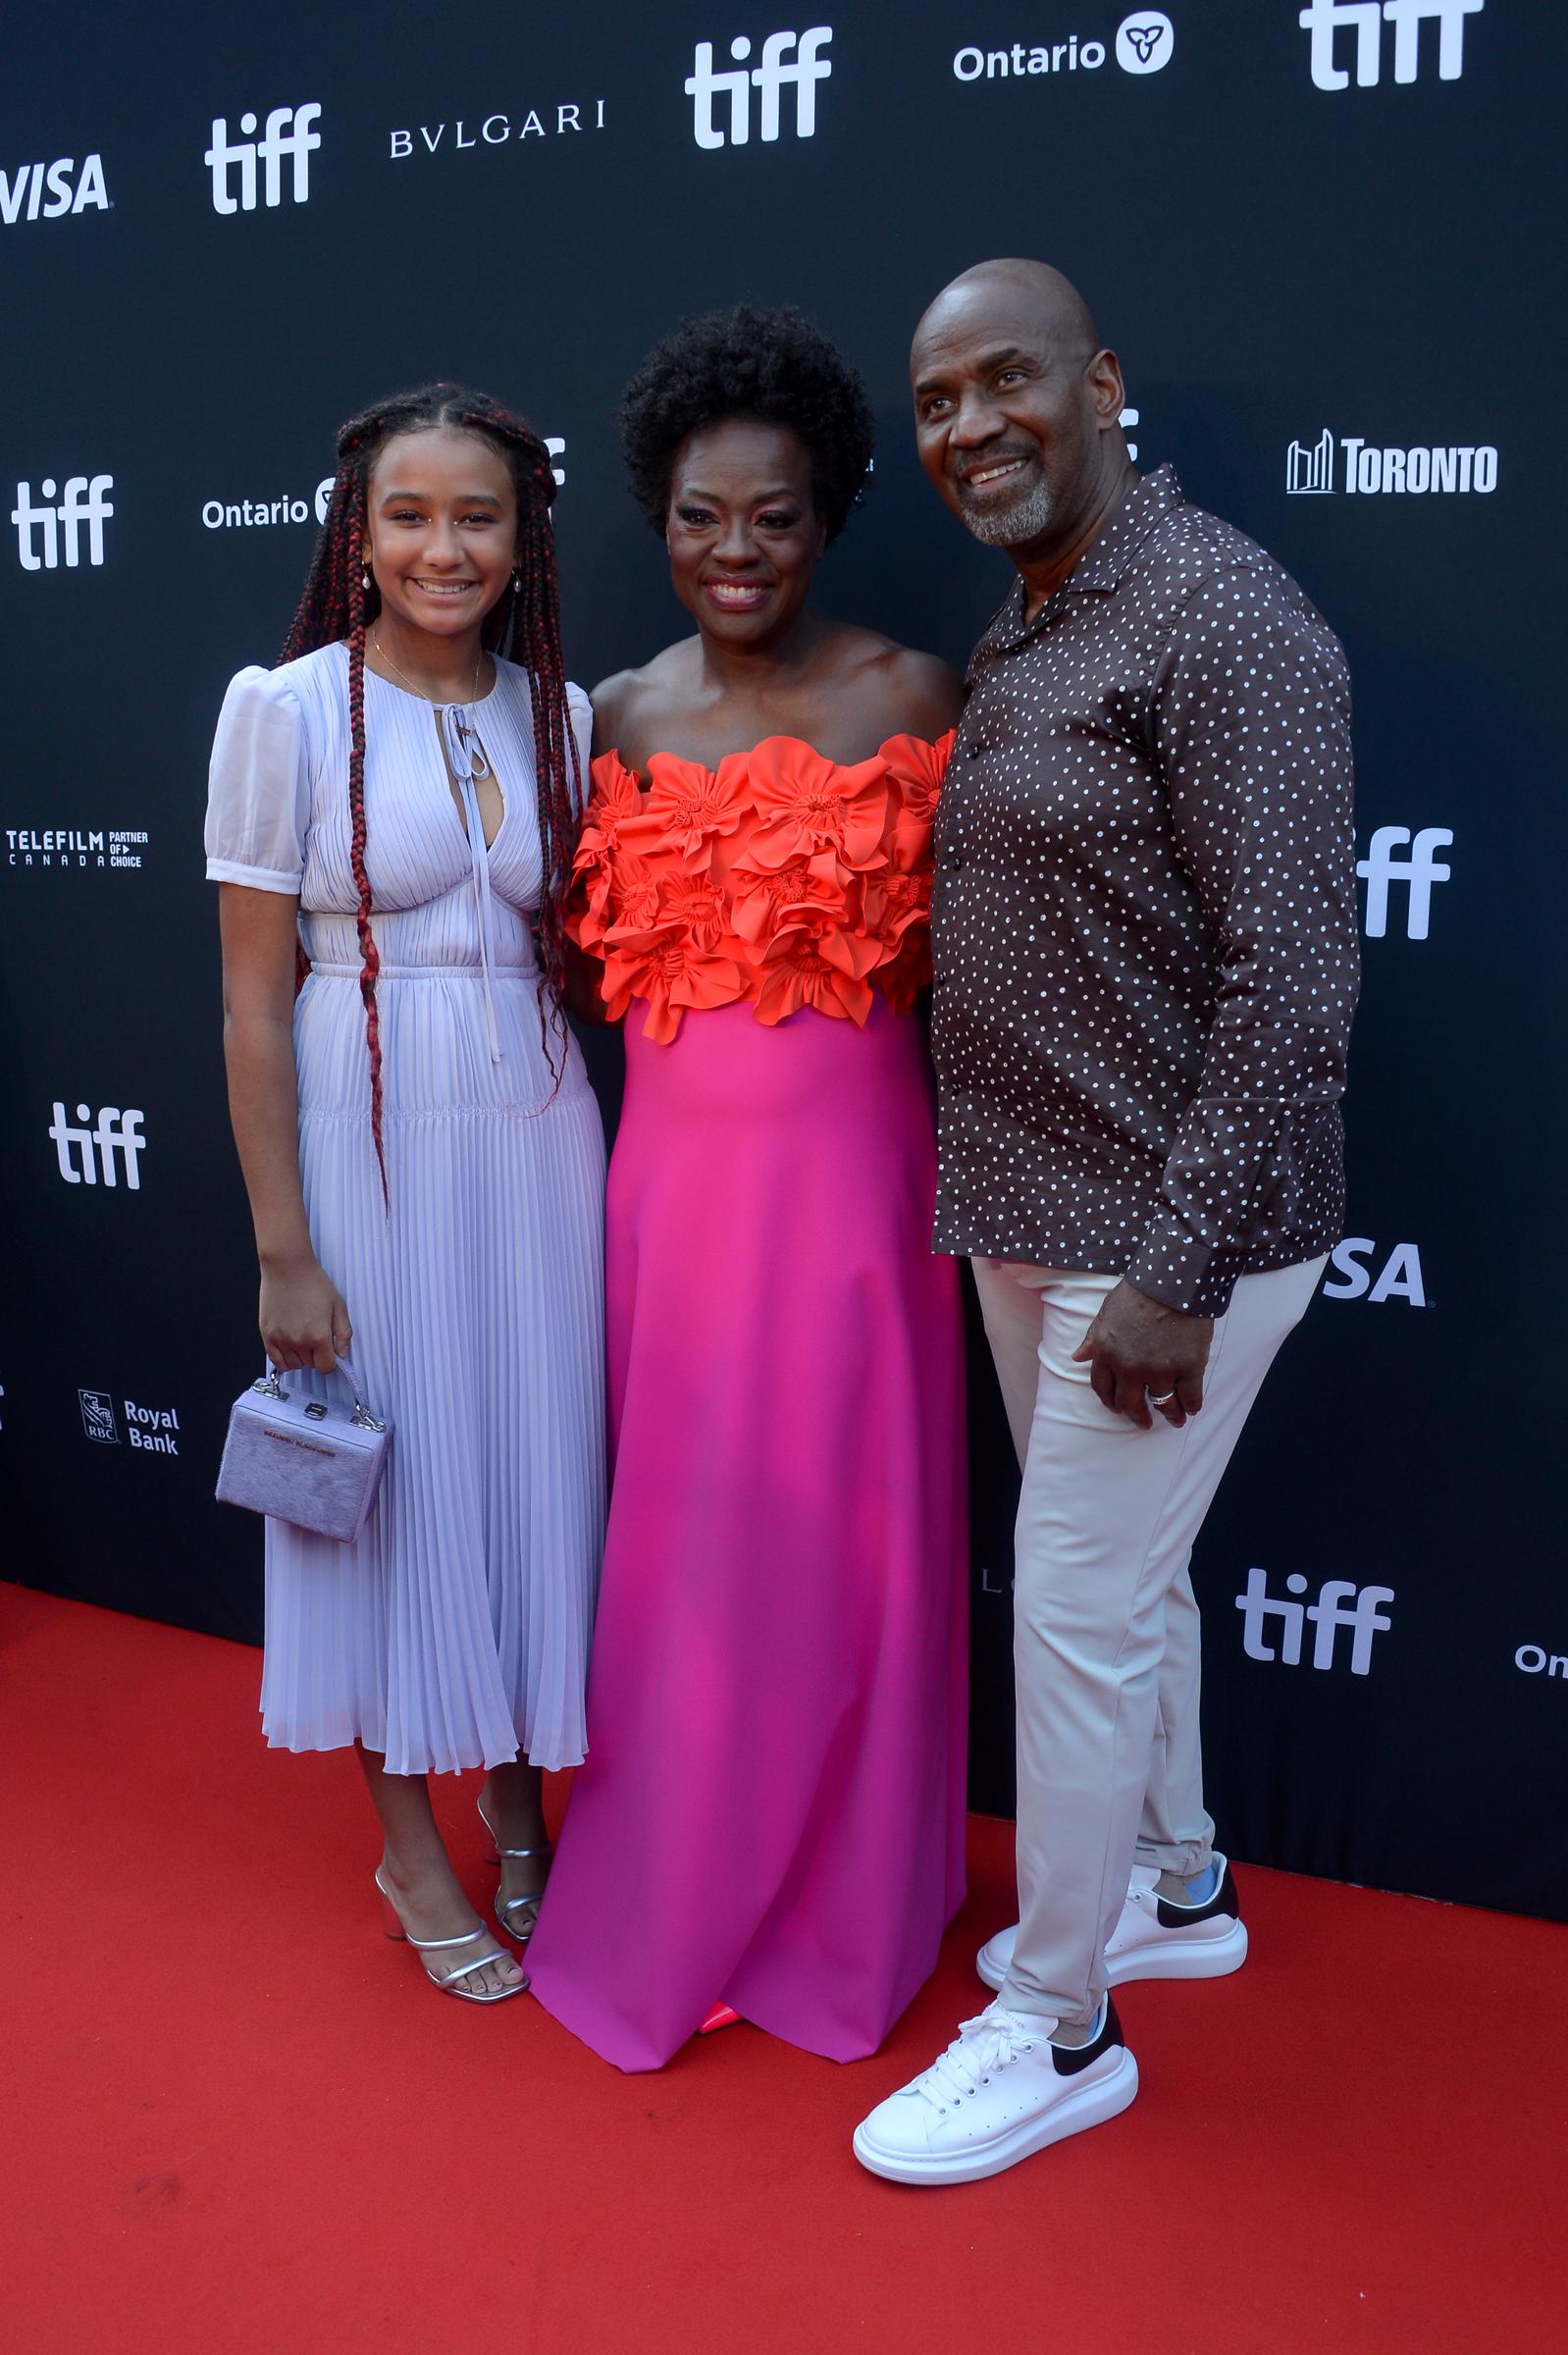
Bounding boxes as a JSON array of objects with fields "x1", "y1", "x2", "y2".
[
  {"x1": 375, "y1": 1868, "x2": 528, "y2": 2003},
  {"x1": 477, "y1": 1798, "x2": 553, "y2": 1947}
]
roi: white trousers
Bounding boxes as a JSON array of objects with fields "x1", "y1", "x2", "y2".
[{"x1": 971, "y1": 1254, "x2": 1326, "y2": 2026}]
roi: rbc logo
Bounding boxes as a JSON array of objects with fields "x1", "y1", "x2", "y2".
[
  {"x1": 687, "y1": 27, "x2": 832, "y2": 148},
  {"x1": 78, "y1": 1388, "x2": 120, "y2": 1444},
  {"x1": 49, "y1": 1103, "x2": 146, "y2": 1190},
  {"x1": 12, "y1": 477, "x2": 114, "y2": 570},
  {"x1": 1299, "y1": 1, "x2": 1484, "y2": 91},
  {"x1": 1356, "y1": 824, "x2": 1451, "y2": 938},
  {"x1": 1236, "y1": 1567, "x2": 1394, "y2": 1675},
  {"x1": 206, "y1": 104, "x2": 322, "y2": 213},
  {"x1": 1321, "y1": 1239, "x2": 1426, "y2": 1306}
]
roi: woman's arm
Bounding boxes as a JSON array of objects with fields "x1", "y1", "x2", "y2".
[{"x1": 218, "y1": 882, "x2": 350, "y2": 1372}]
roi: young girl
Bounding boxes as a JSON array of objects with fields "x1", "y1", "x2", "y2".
[{"x1": 206, "y1": 385, "x2": 604, "y2": 2003}]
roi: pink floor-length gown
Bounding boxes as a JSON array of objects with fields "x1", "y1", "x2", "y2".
[{"x1": 526, "y1": 734, "x2": 967, "y2": 2069}]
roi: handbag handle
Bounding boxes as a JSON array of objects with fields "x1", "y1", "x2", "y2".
[{"x1": 254, "y1": 1353, "x2": 387, "y2": 1431}]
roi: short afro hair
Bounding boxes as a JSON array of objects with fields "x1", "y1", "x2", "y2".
[{"x1": 619, "y1": 304, "x2": 874, "y2": 544}]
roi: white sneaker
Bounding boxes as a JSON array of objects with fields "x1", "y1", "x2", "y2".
[
  {"x1": 852, "y1": 1997, "x2": 1137, "y2": 2186},
  {"x1": 976, "y1": 1856, "x2": 1248, "y2": 1993}
]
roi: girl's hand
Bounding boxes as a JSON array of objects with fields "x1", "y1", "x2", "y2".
[{"x1": 260, "y1": 1254, "x2": 353, "y2": 1373}]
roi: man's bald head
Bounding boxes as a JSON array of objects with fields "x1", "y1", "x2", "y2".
[
  {"x1": 909, "y1": 257, "x2": 1132, "y2": 570},
  {"x1": 912, "y1": 259, "x2": 1101, "y2": 370}
]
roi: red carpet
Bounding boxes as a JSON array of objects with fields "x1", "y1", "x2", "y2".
[{"x1": 4, "y1": 1581, "x2": 1563, "y2": 2355}]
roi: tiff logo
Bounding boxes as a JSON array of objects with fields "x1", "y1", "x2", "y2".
[
  {"x1": 12, "y1": 476, "x2": 114, "y2": 569},
  {"x1": 1357, "y1": 824, "x2": 1452, "y2": 938},
  {"x1": 687, "y1": 27, "x2": 832, "y2": 147},
  {"x1": 49, "y1": 1103, "x2": 145, "y2": 1189},
  {"x1": 206, "y1": 104, "x2": 321, "y2": 213},
  {"x1": 1236, "y1": 1568, "x2": 1394, "y2": 1676},
  {"x1": 1299, "y1": 1, "x2": 1484, "y2": 91}
]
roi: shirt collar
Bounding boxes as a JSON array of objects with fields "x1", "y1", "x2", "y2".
[{"x1": 974, "y1": 463, "x2": 1184, "y2": 656}]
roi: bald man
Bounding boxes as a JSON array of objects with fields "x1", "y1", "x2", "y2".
[{"x1": 853, "y1": 262, "x2": 1358, "y2": 2184}]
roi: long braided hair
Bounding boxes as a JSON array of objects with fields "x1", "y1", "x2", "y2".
[{"x1": 280, "y1": 384, "x2": 579, "y2": 1195}]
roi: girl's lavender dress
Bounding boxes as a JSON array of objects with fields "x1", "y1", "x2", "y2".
[{"x1": 206, "y1": 642, "x2": 605, "y2": 1774}]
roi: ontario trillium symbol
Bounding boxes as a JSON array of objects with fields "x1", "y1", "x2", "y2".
[{"x1": 1124, "y1": 21, "x2": 1166, "y2": 65}]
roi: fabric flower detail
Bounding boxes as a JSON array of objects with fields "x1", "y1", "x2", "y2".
[
  {"x1": 753, "y1": 904, "x2": 883, "y2": 1027},
  {"x1": 884, "y1": 730, "x2": 954, "y2": 873},
  {"x1": 598, "y1": 921, "x2": 749, "y2": 1045},
  {"x1": 653, "y1": 867, "x2": 732, "y2": 951},
  {"x1": 643, "y1": 752, "x2": 751, "y2": 870},
  {"x1": 571, "y1": 735, "x2": 947, "y2": 1038},
  {"x1": 727, "y1": 856, "x2": 852, "y2": 962},
  {"x1": 741, "y1": 737, "x2": 892, "y2": 881},
  {"x1": 569, "y1": 752, "x2": 644, "y2": 949}
]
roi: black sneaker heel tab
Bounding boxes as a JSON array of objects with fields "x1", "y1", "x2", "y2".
[
  {"x1": 1154, "y1": 1862, "x2": 1241, "y2": 1931},
  {"x1": 1050, "y1": 1994, "x2": 1124, "y2": 2076}
]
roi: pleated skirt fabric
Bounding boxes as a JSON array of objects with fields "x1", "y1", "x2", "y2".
[
  {"x1": 259, "y1": 906, "x2": 606, "y2": 1777},
  {"x1": 527, "y1": 997, "x2": 967, "y2": 2067}
]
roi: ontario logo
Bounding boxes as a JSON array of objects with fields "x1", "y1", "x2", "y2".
[{"x1": 953, "y1": 12, "x2": 1175, "y2": 80}]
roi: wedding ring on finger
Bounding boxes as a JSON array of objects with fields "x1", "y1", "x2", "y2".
[{"x1": 1148, "y1": 1387, "x2": 1176, "y2": 1407}]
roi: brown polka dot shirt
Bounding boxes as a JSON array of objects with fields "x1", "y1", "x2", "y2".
[{"x1": 930, "y1": 464, "x2": 1359, "y2": 1317}]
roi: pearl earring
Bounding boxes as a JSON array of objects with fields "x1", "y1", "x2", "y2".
[{"x1": 362, "y1": 567, "x2": 372, "y2": 591}]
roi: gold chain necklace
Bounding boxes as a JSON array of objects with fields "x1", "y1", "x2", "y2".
[{"x1": 370, "y1": 629, "x2": 484, "y2": 707}]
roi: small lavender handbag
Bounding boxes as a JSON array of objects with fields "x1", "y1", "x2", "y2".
[{"x1": 216, "y1": 1355, "x2": 392, "y2": 1543}]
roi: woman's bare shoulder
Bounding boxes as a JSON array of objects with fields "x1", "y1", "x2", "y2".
[
  {"x1": 591, "y1": 640, "x2": 700, "y2": 756},
  {"x1": 826, "y1": 625, "x2": 966, "y2": 739}
]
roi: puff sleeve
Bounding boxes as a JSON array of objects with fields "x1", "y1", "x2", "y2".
[{"x1": 204, "y1": 665, "x2": 310, "y2": 894}]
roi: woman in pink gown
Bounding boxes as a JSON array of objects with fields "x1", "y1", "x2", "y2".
[{"x1": 526, "y1": 307, "x2": 967, "y2": 2069}]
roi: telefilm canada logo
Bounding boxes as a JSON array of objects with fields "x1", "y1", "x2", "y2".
[
  {"x1": 11, "y1": 475, "x2": 113, "y2": 569},
  {"x1": 1299, "y1": 0, "x2": 1484, "y2": 92},
  {"x1": 1236, "y1": 1568, "x2": 1394, "y2": 1675},
  {"x1": 1, "y1": 153, "x2": 109, "y2": 224},
  {"x1": 206, "y1": 104, "x2": 321, "y2": 213},
  {"x1": 49, "y1": 1103, "x2": 146, "y2": 1189},
  {"x1": 1285, "y1": 429, "x2": 1496, "y2": 497},
  {"x1": 7, "y1": 825, "x2": 146, "y2": 872},
  {"x1": 687, "y1": 26, "x2": 834, "y2": 147},
  {"x1": 953, "y1": 11, "x2": 1175, "y2": 82}
]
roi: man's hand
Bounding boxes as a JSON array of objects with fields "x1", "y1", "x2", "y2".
[{"x1": 1071, "y1": 1279, "x2": 1213, "y2": 1428}]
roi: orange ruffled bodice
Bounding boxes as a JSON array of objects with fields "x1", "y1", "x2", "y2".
[{"x1": 567, "y1": 732, "x2": 954, "y2": 1043}]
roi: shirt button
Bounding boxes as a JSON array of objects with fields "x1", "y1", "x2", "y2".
[{"x1": 966, "y1": 742, "x2": 984, "y2": 759}]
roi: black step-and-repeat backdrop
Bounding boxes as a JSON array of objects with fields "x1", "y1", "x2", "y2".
[{"x1": 3, "y1": 4, "x2": 1562, "y2": 1921}]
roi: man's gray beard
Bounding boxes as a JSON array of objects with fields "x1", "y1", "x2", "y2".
[{"x1": 958, "y1": 472, "x2": 1057, "y2": 548}]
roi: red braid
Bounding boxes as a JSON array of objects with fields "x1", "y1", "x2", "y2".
[{"x1": 342, "y1": 511, "x2": 387, "y2": 1198}]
